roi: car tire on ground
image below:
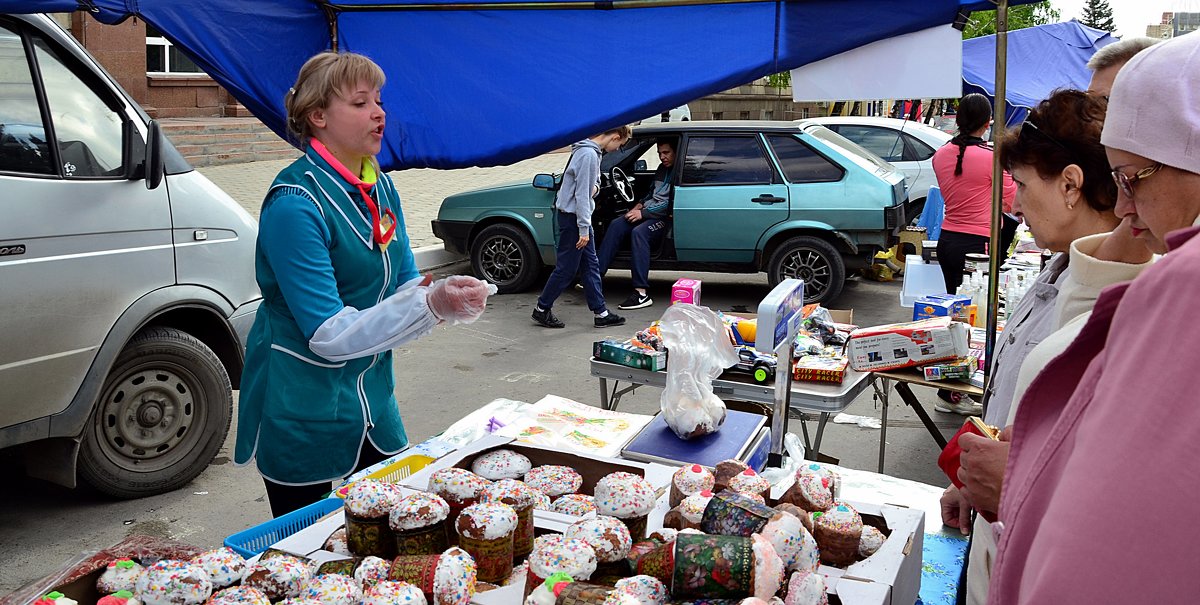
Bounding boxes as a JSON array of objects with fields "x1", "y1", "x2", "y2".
[
  {"x1": 767, "y1": 235, "x2": 846, "y2": 305},
  {"x1": 78, "y1": 327, "x2": 232, "y2": 499},
  {"x1": 470, "y1": 223, "x2": 542, "y2": 294}
]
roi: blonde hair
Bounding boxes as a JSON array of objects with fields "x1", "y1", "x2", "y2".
[
  {"x1": 285, "y1": 51, "x2": 386, "y2": 145},
  {"x1": 602, "y1": 125, "x2": 633, "y2": 140}
]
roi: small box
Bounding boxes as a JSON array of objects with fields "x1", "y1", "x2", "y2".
[
  {"x1": 847, "y1": 317, "x2": 970, "y2": 372},
  {"x1": 922, "y1": 356, "x2": 977, "y2": 381},
  {"x1": 912, "y1": 294, "x2": 971, "y2": 322},
  {"x1": 592, "y1": 339, "x2": 667, "y2": 371},
  {"x1": 670, "y1": 278, "x2": 702, "y2": 305},
  {"x1": 793, "y1": 353, "x2": 850, "y2": 384}
]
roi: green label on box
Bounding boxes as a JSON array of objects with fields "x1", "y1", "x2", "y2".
[{"x1": 593, "y1": 340, "x2": 667, "y2": 371}]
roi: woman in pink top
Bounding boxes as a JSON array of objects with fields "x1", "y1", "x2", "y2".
[{"x1": 932, "y1": 93, "x2": 1017, "y2": 294}]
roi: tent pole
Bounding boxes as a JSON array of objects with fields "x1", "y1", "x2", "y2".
[{"x1": 982, "y1": 0, "x2": 1008, "y2": 414}]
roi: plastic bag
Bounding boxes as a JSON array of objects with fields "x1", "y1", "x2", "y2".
[
  {"x1": 758, "y1": 432, "x2": 808, "y2": 486},
  {"x1": 658, "y1": 304, "x2": 740, "y2": 440}
]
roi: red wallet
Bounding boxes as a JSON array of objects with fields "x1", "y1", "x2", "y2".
[{"x1": 937, "y1": 416, "x2": 1000, "y2": 490}]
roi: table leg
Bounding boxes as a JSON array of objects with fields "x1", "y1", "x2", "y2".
[
  {"x1": 598, "y1": 377, "x2": 612, "y2": 411},
  {"x1": 875, "y1": 378, "x2": 890, "y2": 473},
  {"x1": 812, "y1": 412, "x2": 829, "y2": 456},
  {"x1": 798, "y1": 414, "x2": 813, "y2": 460},
  {"x1": 894, "y1": 382, "x2": 949, "y2": 449}
]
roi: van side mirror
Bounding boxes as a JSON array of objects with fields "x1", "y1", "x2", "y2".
[
  {"x1": 532, "y1": 173, "x2": 558, "y2": 190},
  {"x1": 634, "y1": 160, "x2": 648, "y2": 172},
  {"x1": 144, "y1": 120, "x2": 165, "y2": 190}
]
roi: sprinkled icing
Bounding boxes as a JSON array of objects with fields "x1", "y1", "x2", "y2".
[
  {"x1": 363, "y1": 580, "x2": 429, "y2": 605},
  {"x1": 728, "y1": 468, "x2": 771, "y2": 496},
  {"x1": 299, "y1": 573, "x2": 362, "y2": 605},
  {"x1": 760, "y1": 512, "x2": 819, "y2": 572},
  {"x1": 191, "y1": 547, "x2": 246, "y2": 588},
  {"x1": 456, "y1": 502, "x2": 518, "y2": 540},
  {"x1": 551, "y1": 494, "x2": 597, "y2": 516},
  {"x1": 797, "y1": 464, "x2": 839, "y2": 499},
  {"x1": 750, "y1": 534, "x2": 785, "y2": 600},
  {"x1": 784, "y1": 570, "x2": 828, "y2": 605},
  {"x1": 679, "y1": 490, "x2": 714, "y2": 523},
  {"x1": 277, "y1": 599, "x2": 323, "y2": 605},
  {"x1": 346, "y1": 479, "x2": 402, "y2": 518},
  {"x1": 241, "y1": 555, "x2": 312, "y2": 601},
  {"x1": 206, "y1": 585, "x2": 270, "y2": 605},
  {"x1": 524, "y1": 465, "x2": 583, "y2": 497},
  {"x1": 134, "y1": 559, "x2": 213, "y2": 605},
  {"x1": 390, "y1": 492, "x2": 451, "y2": 531},
  {"x1": 795, "y1": 475, "x2": 834, "y2": 511},
  {"x1": 324, "y1": 528, "x2": 351, "y2": 555},
  {"x1": 612, "y1": 575, "x2": 668, "y2": 604},
  {"x1": 531, "y1": 491, "x2": 553, "y2": 511},
  {"x1": 97, "y1": 558, "x2": 143, "y2": 593},
  {"x1": 740, "y1": 599, "x2": 771, "y2": 605},
  {"x1": 565, "y1": 516, "x2": 632, "y2": 563},
  {"x1": 527, "y1": 535, "x2": 598, "y2": 580},
  {"x1": 814, "y1": 502, "x2": 861, "y2": 533},
  {"x1": 648, "y1": 528, "x2": 678, "y2": 542},
  {"x1": 480, "y1": 478, "x2": 541, "y2": 509},
  {"x1": 858, "y1": 525, "x2": 886, "y2": 558},
  {"x1": 672, "y1": 464, "x2": 715, "y2": 496},
  {"x1": 593, "y1": 472, "x2": 656, "y2": 518},
  {"x1": 355, "y1": 556, "x2": 392, "y2": 587},
  {"x1": 434, "y1": 547, "x2": 477, "y2": 605},
  {"x1": 429, "y1": 468, "x2": 490, "y2": 504},
  {"x1": 471, "y1": 449, "x2": 533, "y2": 480}
]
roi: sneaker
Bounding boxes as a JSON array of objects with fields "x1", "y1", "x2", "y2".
[
  {"x1": 933, "y1": 393, "x2": 983, "y2": 416},
  {"x1": 618, "y1": 292, "x2": 653, "y2": 310},
  {"x1": 532, "y1": 308, "x2": 565, "y2": 328},
  {"x1": 594, "y1": 312, "x2": 627, "y2": 328},
  {"x1": 573, "y1": 283, "x2": 584, "y2": 291}
]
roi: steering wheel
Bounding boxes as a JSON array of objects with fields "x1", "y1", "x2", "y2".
[{"x1": 608, "y1": 166, "x2": 634, "y2": 203}]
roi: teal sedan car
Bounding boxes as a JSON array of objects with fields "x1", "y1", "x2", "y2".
[{"x1": 432, "y1": 121, "x2": 912, "y2": 304}]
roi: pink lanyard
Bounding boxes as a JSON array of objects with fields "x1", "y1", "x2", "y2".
[{"x1": 310, "y1": 139, "x2": 396, "y2": 247}]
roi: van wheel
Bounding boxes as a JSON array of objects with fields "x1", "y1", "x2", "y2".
[
  {"x1": 767, "y1": 236, "x2": 846, "y2": 304},
  {"x1": 78, "y1": 327, "x2": 232, "y2": 499},
  {"x1": 471, "y1": 223, "x2": 541, "y2": 294}
]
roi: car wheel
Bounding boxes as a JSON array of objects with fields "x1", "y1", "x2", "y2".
[
  {"x1": 753, "y1": 364, "x2": 772, "y2": 384},
  {"x1": 471, "y1": 223, "x2": 541, "y2": 294},
  {"x1": 768, "y1": 235, "x2": 846, "y2": 305},
  {"x1": 78, "y1": 327, "x2": 232, "y2": 499}
]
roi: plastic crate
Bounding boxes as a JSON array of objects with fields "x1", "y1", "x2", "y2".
[
  {"x1": 224, "y1": 497, "x2": 342, "y2": 558},
  {"x1": 333, "y1": 454, "x2": 436, "y2": 498}
]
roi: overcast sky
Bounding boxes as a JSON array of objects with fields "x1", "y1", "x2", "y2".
[{"x1": 1050, "y1": 0, "x2": 1200, "y2": 38}]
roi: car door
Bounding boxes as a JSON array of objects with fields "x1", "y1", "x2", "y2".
[
  {"x1": 763, "y1": 134, "x2": 854, "y2": 226},
  {"x1": 672, "y1": 134, "x2": 788, "y2": 262},
  {"x1": 0, "y1": 20, "x2": 173, "y2": 430},
  {"x1": 827, "y1": 124, "x2": 918, "y2": 194}
]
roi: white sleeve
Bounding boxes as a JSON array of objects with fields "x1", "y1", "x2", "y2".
[{"x1": 308, "y1": 276, "x2": 439, "y2": 362}]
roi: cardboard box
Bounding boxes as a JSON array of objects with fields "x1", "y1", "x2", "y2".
[
  {"x1": 921, "y1": 356, "x2": 977, "y2": 381},
  {"x1": 792, "y1": 352, "x2": 850, "y2": 384},
  {"x1": 823, "y1": 501, "x2": 924, "y2": 605},
  {"x1": 847, "y1": 317, "x2": 970, "y2": 372},
  {"x1": 911, "y1": 294, "x2": 971, "y2": 322},
  {"x1": 670, "y1": 278, "x2": 701, "y2": 305},
  {"x1": 592, "y1": 339, "x2": 667, "y2": 371}
]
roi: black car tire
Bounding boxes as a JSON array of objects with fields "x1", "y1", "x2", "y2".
[
  {"x1": 767, "y1": 235, "x2": 846, "y2": 304},
  {"x1": 471, "y1": 223, "x2": 541, "y2": 294},
  {"x1": 78, "y1": 327, "x2": 232, "y2": 499}
]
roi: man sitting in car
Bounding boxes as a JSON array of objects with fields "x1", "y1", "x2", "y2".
[{"x1": 597, "y1": 138, "x2": 676, "y2": 310}]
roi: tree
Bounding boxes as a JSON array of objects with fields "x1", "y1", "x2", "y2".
[
  {"x1": 1080, "y1": 0, "x2": 1116, "y2": 32},
  {"x1": 963, "y1": 1, "x2": 1061, "y2": 39}
]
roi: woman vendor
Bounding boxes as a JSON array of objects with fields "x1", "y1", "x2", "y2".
[{"x1": 234, "y1": 52, "x2": 493, "y2": 517}]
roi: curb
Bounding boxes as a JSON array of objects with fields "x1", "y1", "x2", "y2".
[{"x1": 414, "y1": 244, "x2": 468, "y2": 273}]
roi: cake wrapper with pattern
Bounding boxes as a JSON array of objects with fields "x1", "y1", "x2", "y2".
[
  {"x1": 347, "y1": 513, "x2": 398, "y2": 559},
  {"x1": 395, "y1": 522, "x2": 450, "y2": 557},
  {"x1": 513, "y1": 505, "x2": 535, "y2": 559},
  {"x1": 616, "y1": 514, "x2": 648, "y2": 543},
  {"x1": 458, "y1": 534, "x2": 514, "y2": 584},
  {"x1": 556, "y1": 582, "x2": 616, "y2": 605},
  {"x1": 389, "y1": 553, "x2": 442, "y2": 596},
  {"x1": 316, "y1": 557, "x2": 363, "y2": 576},
  {"x1": 700, "y1": 491, "x2": 777, "y2": 537},
  {"x1": 588, "y1": 559, "x2": 632, "y2": 586},
  {"x1": 671, "y1": 533, "x2": 756, "y2": 600},
  {"x1": 632, "y1": 541, "x2": 675, "y2": 587}
]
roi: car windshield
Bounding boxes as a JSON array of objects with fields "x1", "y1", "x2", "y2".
[
  {"x1": 802, "y1": 124, "x2": 895, "y2": 175},
  {"x1": 601, "y1": 138, "x2": 655, "y2": 171}
]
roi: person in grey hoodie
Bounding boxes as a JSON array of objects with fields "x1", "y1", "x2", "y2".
[{"x1": 532, "y1": 125, "x2": 631, "y2": 329}]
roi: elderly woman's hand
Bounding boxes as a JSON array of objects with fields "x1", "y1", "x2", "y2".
[
  {"x1": 940, "y1": 484, "x2": 972, "y2": 535},
  {"x1": 957, "y1": 426, "x2": 1013, "y2": 515}
]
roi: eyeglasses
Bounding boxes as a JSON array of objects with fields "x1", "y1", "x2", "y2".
[
  {"x1": 1018, "y1": 120, "x2": 1071, "y2": 154},
  {"x1": 1111, "y1": 163, "x2": 1164, "y2": 199}
]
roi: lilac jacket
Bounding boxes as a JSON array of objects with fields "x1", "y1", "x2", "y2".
[{"x1": 988, "y1": 226, "x2": 1200, "y2": 603}]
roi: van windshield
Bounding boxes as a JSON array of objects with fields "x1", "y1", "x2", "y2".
[{"x1": 802, "y1": 124, "x2": 895, "y2": 175}]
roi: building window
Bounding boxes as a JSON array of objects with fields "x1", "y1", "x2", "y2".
[
  {"x1": 764, "y1": 110, "x2": 774, "y2": 120},
  {"x1": 739, "y1": 110, "x2": 751, "y2": 120},
  {"x1": 712, "y1": 112, "x2": 723, "y2": 120},
  {"x1": 146, "y1": 25, "x2": 204, "y2": 75}
]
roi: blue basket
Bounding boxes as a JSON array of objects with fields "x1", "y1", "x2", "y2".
[{"x1": 224, "y1": 498, "x2": 343, "y2": 558}]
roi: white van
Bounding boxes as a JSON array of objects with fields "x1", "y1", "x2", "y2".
[{"x1": 0, "y1": 13, "x2": 260, "y2": 498}]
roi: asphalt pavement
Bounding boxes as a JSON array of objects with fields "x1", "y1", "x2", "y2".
[{"x1": 0, "y1": 155, "x2": 964, "y2": 596}]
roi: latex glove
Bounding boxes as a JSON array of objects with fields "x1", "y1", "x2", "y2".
[
  {"x1": 957, "y1": 425, "x2": 1013, "y2": 515},
  {"x1": 940, "y1": 484, "x2": 972, "y2": 535},
  {"x1": 427, "y1": 275, "x2": 496, "y2": 325}
]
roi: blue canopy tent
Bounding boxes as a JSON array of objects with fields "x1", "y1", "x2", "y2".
[
  {"x1": 963, "y1": 19, "x2": 1117, "y2": 126},
  {"x1": 1, "y1": 0, "x2": 1040, "y2": 170}
]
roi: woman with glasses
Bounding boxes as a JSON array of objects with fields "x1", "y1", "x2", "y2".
[
  {"x1": 940, "y1": 89, "x2": 1152, "y2": 605},
  {"x1": 989, "y1": 32, "x2": 1200, "y2": 602}
]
